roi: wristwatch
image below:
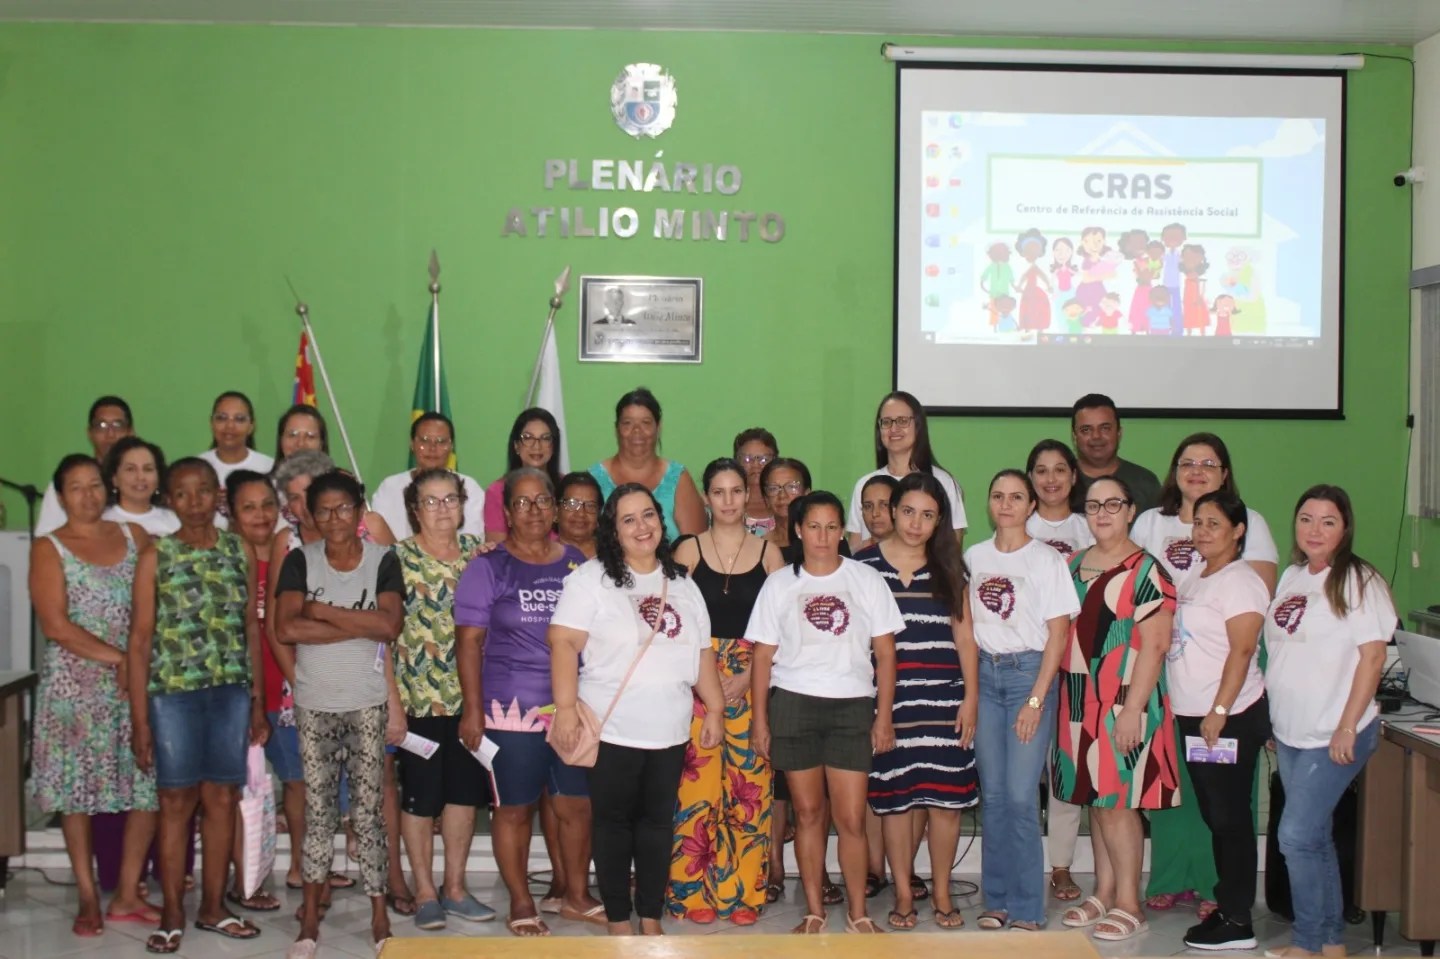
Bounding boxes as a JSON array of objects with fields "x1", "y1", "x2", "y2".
[
  {"x1": 1210, "y1": 704, "x2": 1228, "y2": 716},
  {"x1": 1026, "y1": 696, "x2": 1042, "y2": 710}
]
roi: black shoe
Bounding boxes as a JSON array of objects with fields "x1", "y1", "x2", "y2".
[{"x1": 1183, "y1": 911, "x2": 1258, "y2": 951}]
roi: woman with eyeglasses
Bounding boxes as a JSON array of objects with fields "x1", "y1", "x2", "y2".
[
  {"x1": 199, "y1": 393, "x2": 274, "y2": 504},
  {"x1": 556, "y1": 472, "x2": 603, "y2": 560},
  {"x1": 370, "y1": 412, "x2": 485, "y2": 543},
  {"x1": 457, "y1": 468, "x2": 600, "y2": 934},
  {"x1": 1130, "y1": 432, "x2": 1277, "y2": 921},
  {"x1": 966, "y1": 470, "x2": 1078, "y2": 932},
  {"x1": 103, "y1": 437, "x2": 179, "y2": 536},
  {"x1": 667, "y1": 458, "x2": 784, "y2": 925},
  {"x1": 733, "y1": 428, "x2": 779, "y2": 536},
  {"x1": 847, "y1": 391, "x2": 968, "y2": 554},
  {"x1": 588, "y1": 388, "x2": 706, "y2": 543},
  {"x1": 485, "y1": 408, "x2": 566, "y2": 543},
  {"x1": 274, "y1": 470, "x2": 405, "y2": 958},
  {"x1": 1055, "y1": 477, "x2": 1178, "y2": 944},
  {"x1": 273, "y1": 405, "x2": 329, "y2": 465},
  {"x1": 391, "y1": 469, "x2": 494, "y2": 932}
]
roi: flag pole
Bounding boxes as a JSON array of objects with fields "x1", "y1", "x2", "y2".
[
  {"x1": 294, "y1": 298, "x2": 365, "y2": 487},
  {"x1": 428, "y1": 250, "x2": 441, "y2": 411},
  {"x1": 526, "y1": 266, "x2": 571, "y2": 407}
]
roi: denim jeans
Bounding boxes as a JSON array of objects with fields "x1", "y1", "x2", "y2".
[
  {"x1": 1274, "y1": 719, "x2": 1380, "y2": 952},
  {"x1": 974, "y1": 649, "x2": 1056, "y2": 925}
]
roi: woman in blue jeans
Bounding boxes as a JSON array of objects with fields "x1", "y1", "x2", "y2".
[
  {"x1": 1263, "y1": 485, "x2": 1392, "y2": 959},
  {"x1": 963, "y1": 471, "x2": 1080, "y2": 929}
]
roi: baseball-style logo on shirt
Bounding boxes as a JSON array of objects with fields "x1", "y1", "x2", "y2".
[
  {"x1": 637, "y1": 594, "x2": 683, "y2": 639},
  {"x1": 803, "y1": 595, "x2": 851, "y2": 635},
  {"x1": 1272, "y1": 594, "x2": 1308, "y2": 635},
  {"x1": 977, "y1": 576, "x2": 1018, "y2": 621},
  {"x1": 1164, "y1": 537, "x2": 1199, "y2": 571}
]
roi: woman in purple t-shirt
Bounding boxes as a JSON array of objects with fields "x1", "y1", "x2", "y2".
[{"x1": 456, "y1": 467, "x2": 601, "y2": 935}]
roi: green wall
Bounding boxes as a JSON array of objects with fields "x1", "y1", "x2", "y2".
[{"x1": 0, "y1": 24, "x2": 1420, "y2": 609}]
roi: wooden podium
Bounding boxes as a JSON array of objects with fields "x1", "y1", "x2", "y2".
[
  {"x1": 0, "y1": 670, "x2": 36, "y2": 894},
  {"x1": 1356, "y1": 722, "x2": 1440, "y2": 955}
]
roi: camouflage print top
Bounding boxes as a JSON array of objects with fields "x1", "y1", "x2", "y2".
[
  {"x1": 393, "y1": 534, "x2": 480, "y2": 717},
  {"x1": 148, "y1": 530, "x2": 251, "y2": 695}
]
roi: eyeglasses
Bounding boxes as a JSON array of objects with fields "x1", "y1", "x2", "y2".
[
  {"x1": 559, "y1": 498, "x2": 599, "y2": 515},
  {"x1": 877, "y1": 415, "x2": 915, "y2": 430},
  {"x1": 416, "y1": 435, "x2": 453, "y2": 449},
  {"x1": 764, "y1": 481, "x2": 806, "y2": 496},
  {"x1": 212, "y1": 413, "x2": 252, "y2": 425},
  {"x1": 285, "y1": 429, "x2": 320, "y2": 441},
  {"x1": 1178, "y1": 458, "x2": 1222, "y2": 472},
  {"x1": 511, "y1": 495, "x2": 556, "y2": 513},
  {"x1": 419, "y1": 494, "x2": 461, "y2": 512},
  {"x1": 313, "y1": 504, "x2": 357, "y2": 521},
  {"x1": 740, "y1": 453, "x2": 774, "y2": 467},
  {"x1": 91, "y1": 419, "x2": 130, "y2": 432},
  {"x1": 519, "y1": 432, "x2": 555, "y2": 447},
  {"x1": 1083, "y1": 498, "x2": 1131, "y2": 515}
]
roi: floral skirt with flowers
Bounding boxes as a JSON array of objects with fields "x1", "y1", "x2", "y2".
[{"x1": 667, "y1": 637, "x2": 773, "y2": 918}]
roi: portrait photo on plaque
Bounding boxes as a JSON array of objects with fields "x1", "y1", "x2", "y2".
[{"x1": 578, "y1": 275, "x2": 703, "y2": 364}]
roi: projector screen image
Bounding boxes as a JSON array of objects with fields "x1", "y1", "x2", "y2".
[{"x1": 894, "y1": 67, "x2": 1345, "y2": 416}]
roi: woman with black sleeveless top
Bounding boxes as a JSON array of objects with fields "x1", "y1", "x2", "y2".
[{"x1": 666, "y1": 458, "x2": 784, "y2": 926}]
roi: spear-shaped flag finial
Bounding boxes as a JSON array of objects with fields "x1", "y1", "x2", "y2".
[{"x1": 428, "y1": 249, "x2": 441, "y2": 295}]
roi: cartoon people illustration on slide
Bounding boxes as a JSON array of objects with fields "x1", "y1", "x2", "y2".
[
  {"x1": 1075, "y1": 226, "x2": 1118, "y2": 327},
  {"x1": 1211, "y1": 294, "x2": 1239, "y2": 337},
  {"x1": 980, "y1": 242, "x2": 1015, "y2": 329},
  {"x1": 1180, "y1": 243, "x2": 1210, "y2": 336},
  {"x1": 1050, "y1": 237, "x2": 1076, "y2": 328},
  {"x1": 1097, "y1": 292, "x2": 1123, "y2": 334},
  {"x1": 1160, "y1": 222, "x2": 1186, "y2": 324},
  {"x1": 1147, "y1": 286, "x2": 1174, "y2": 336},
  {"x1": 1015, "y1": 228, "x2": 1051, "y2": 330},
  {"x1": 1061, "y1": 298, "x2": 1086, "y2": 335},
  {"x1": 1221, "y1": 247, "x2": 1267, "y2": 334},
  {"x1": 994, "y1": 294, "x2": 1019, "y2": 332},
  {"x1": 1119, "y1": 229, "x2": 1153, "y2": 335}
]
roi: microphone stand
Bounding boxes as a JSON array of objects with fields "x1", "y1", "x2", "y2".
[{"x1": 0, "y1": 477, "x2": 40, "y2": 536}]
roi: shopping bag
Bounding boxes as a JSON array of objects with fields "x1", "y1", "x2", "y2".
[{"x1": 237, "y1": 745, "x2": 277, "y2": 899}]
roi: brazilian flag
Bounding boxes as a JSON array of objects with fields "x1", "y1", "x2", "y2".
[{"x1": 409, "y1": 301, "x2": 455, "y2": 469}]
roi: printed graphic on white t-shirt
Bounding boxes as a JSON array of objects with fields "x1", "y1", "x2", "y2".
[
  {"x1": 975, "y1": 574, "x2": 1025, "y2": 627},
  {"x1": 628, "y1": 593, "x2": 685, "y2": 645},
  {"x1": 1270, "y1": 593, "x2": 1310, "y2": 639},
  {"x1": 1169, "y1": 598, "x2": 1193, "y2": 663},
  {"x1": 1161, "y1": 536, "x2": 1201, "y2": 573},
  {"x1": 800, "y1": 592, "x2": 853, "y2": 645}
]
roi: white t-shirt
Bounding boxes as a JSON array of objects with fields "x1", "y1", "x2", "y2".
[
  {"x1": 200, "y1": 448, "x2": 275, "y2": 487},
  {"x1": 550, "y1": 561, "x2": 710, "y2": 749},
  {"x1": 102, "y1": 504, "x2": 180, "y2": 536},
  {"x1": 746, "y1": 557, "x2": 906, "y2": 699},
  {"x1": 1169, "y1": 561, "x2": 1269, "y2": 717},
  {"x1": 35, "y1": 486, "x2": 66, "y2": 536},
  {"x1": 1264, "y1": 564, "x2": 1396, "y2": 748},
  {"x1": 371, "y1": 470, "x2": 486, "y2": 540},
  {"x1": 846, "y1": 465, "x2": 968, "y2": 534},
  {"x1": 1132, "y1": 507, "x2": 1279, "y2": 582},
  {"x1": 964, "y1": 538, "x2": 1080, "y2": 655},
  {"x1": 1025, "y1": 512, "x2": 1094, "y2": 560}
]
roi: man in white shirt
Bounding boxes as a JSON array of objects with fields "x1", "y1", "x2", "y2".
[
  {"x1": 35, "y1": 395, "x2": 134, "y2": 535},
  {"x1": 1070, "y1": 392, "x2": 1161, "y2": 514}
]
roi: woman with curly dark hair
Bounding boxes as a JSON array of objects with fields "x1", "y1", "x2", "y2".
[{"x1": 547, "y1": 483, "x2": 724, "y2": 936}]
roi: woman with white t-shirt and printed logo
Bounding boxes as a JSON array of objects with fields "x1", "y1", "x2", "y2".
[
  {"x1": 846, "y1": 391, "x2": 968, "y2": 553},
  {"x1": 1024, "y1": 439, "x2": 1092, "y2": 904},
  {"x1": 965, "y1": 470, "x2": 1079, "y2": 931},
  {"x1": 548, "y1": 484, "x2": 724, "y2": 937},
  {"x1": 749, "y1": 491, "x2": 902, "y2": 935},
  {"x1": 1263, "y1": 485, "x2": 1392, "y2": 959},
  {"x1": 1168, "y1": 490, "x2": 1271, "y2": 952},
  {"x1": 1131, "y1": 431, "x2": 1277, "y2": 919}
]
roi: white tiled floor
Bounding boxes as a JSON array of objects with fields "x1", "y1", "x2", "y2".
[{"x1": 0, "y1": 868, "x2": 1427, "y2": 958}]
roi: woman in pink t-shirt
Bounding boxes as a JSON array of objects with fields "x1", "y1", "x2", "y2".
[{"x1": 484, "y1": 409, "x2": 564, "y2": 543}]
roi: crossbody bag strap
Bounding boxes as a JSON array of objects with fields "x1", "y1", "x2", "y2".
[{"x1": 598, "y1": 578, "x2": 669, "y2": 730}]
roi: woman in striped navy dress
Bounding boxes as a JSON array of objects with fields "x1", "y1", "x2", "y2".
[{"x1": 857, "y1": 472, "x2": 979, "y2": 930}]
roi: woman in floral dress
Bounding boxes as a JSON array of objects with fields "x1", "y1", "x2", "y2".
[{"x1": 31, "y1": 454, "x2": 159, "y2": 936}]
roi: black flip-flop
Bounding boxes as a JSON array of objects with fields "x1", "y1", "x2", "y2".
[
  {"x1": 865, "y1": 873, "x2": 891, "y2": 899},
  {"x1": 226, "y1": 889, "x2": 281, "y2": 912},
  {"x1": 909, "y1": 875, "x2": 930, "y2": 902},
  {"x1": 194, "y1": 915, "x2": 261, "y2": 940}
]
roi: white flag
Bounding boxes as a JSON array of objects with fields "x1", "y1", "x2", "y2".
[{"x1": 529, "y1": 319, "x2": 570, "y2": 472}]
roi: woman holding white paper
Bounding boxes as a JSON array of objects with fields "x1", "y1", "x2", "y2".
[
  {"x1": 392, "y1": 469, "x2": 493, "y2": 932},
  {"x1": 1168, "y1": 490, "x2": 1270, "y2": 952}
]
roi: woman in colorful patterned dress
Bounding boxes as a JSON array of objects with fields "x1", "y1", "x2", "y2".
[
  {"x1": 392, "y1": 469, "x2": 494, "y2": 931},
  {"x1": 1055, "y1": 476, "x2": 1179, "y2": 944},
  {"x1": 667, "y1": 458, "x2": 784, "y2": 925},
  {"x1": 128, "y1": 457, "x2": 269, "y2": 954},
  {"x1": 860, "y1": 472, "x2": 979, "y2": 930},
  {"x1": 31, "y1": 454, "x2": 159, "y2": 937}
]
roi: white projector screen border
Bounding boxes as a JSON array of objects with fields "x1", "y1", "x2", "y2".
[{"x1": 891, "y1": 63, "x2": 1347, "y2": 420}]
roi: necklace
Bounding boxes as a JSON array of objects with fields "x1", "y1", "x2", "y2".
[{"x1": 709, "y1": 530, "x2": 744, "y2": 595}]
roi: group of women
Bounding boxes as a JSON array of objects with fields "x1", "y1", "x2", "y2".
[{"x1": 28, "y1": 386, "x2": 1393, "y2": 959}]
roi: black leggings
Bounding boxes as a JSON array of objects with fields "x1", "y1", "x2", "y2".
[{"x1": 587, "y1": 741, "x2": 687, "y2": 921}]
